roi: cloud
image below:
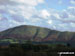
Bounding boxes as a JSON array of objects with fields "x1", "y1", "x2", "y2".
[
  {"x1": 70, "y1": 0, "x2": 75, "y2": 5},
  {"x1": 37, "y1": 0, "x2": 45, "y2": 3},
  {"x1": 48, "y1": 20, "x2": 52, "y2": 24},
  {"x1": 0, "y1": 0, "x2": 75, "y2": 32},
  {"x1": 68, "y1": 6, "x2": 75, "y2": 16},
  {"x1": 60, "y1": 11, "x2": 69, "y2": 19},
  {"x1": 0, "y1": 0, "x2": 14, "y2": 5},
  {"x1": 42, "y1": 6, "x2": 75, "y2": 31},
  {"x1": 0, "y1": 0, "x2": 45, "y2": 31},
  {"x1": 39, "y1": 9, "x2": 50, "y2": 19},
  {"x1": 10, "y1": 0, "x2": 44, "y2": 6}
]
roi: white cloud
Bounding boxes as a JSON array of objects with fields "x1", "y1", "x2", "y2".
[
  {"x1": 10, "y1": 0, "x2": 44, "y2": 6},
  {"x1": 37, "y1": 0, "x2": 45, "y2": 3},
  {"x1": 60, "y1": 11, "x2": 69, "y2": 19},
  {"x1": 53, "y1": 13, "x2": 60, "y2": 19},
  {"x1": 44, "y1": 6, "x2": 75, "y2": 31},
  {"x1": 8, "y1": 10, "x2": 16, "y2": 14},
  {"x1": 0, "y1": 14, "x2": 2, "y2": 20},
  {"x1": 40, "y1": 9, "x2": 50, "y2": 19},
  {"x1": 70, "y1": 0, "x2": 75, "y2": 4},
  {"x1": 0, "y1": 0, "x2": 75, "y2": 32},
  {"x1": 0, "y1": 0, "x2": 45, "y2": 31},
  {"x1": 47, "y1": 20, "x2": 52, "y2": 24}
]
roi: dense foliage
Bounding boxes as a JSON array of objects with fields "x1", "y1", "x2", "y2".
[{"x1": 0, "y1": 41, "x2": 75, "y2": 56}]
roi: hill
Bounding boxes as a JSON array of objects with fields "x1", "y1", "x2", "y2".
[{"x1": 0, "y1": 25, "x2": 75, "y2": 45}]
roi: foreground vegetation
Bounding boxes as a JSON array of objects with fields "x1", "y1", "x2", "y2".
[{"x1": 0, "y1": 41, "x2": 75, "y2": 56}]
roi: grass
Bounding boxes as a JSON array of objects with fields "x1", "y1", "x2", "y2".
[{"x1": 0, "y1": 42, "x2": 74, "y2": 56}]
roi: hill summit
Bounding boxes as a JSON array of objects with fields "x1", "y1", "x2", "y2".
[{"x1": 0, "y1": 25, "x2": 75, "y2": 42}]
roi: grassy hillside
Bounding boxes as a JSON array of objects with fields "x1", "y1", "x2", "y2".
[
  {"x1": 0, "y1": 25, "x2": 75, "y2": 46},
  {"x1": 0, "y1": 25, "x2": 75, "y2": 56}
]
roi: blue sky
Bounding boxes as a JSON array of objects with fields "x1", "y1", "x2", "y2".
[
  {"x1": 0, "y1": 0, "x2": 75, "y2": 32},
  {"x1": 37, "y1": 0, "x2": 75, "y2": 11}
]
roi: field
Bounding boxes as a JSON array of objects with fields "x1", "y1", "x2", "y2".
[{"x1": 0, "y1": 39, "x2": 75, "y2": 56}]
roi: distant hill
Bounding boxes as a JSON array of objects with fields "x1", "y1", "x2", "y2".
[{"x1": 0, "y1": 25, "x2": 75, "y2": 43}]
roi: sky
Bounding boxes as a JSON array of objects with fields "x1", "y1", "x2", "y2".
[{"x1": 0, "y1": 0, "x2": 75, "y2": 32}]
